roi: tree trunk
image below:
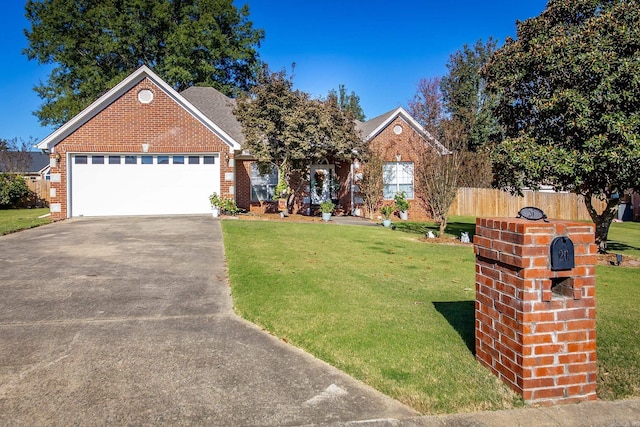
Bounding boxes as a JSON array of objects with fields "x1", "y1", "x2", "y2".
[
  {"x1": 584, "y1": 193, "x2": 619, "y2": 253},
  {"x1": 438, "y1": 215, "x2": 448, "y2": 238},
  {"x1": 286, "y1": 192, "x2": 295, "y2": 214}
]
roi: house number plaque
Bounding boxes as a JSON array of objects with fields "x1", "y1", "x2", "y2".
[{"x1": 550, "y1": 236, "x2": 575, "y2": 271}]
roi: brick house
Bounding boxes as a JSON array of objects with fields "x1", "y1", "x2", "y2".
[{"x1": 37, "y1": 66, "x2": 441, "y2": 221}]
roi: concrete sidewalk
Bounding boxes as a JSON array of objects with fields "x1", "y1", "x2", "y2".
[{"x1": 322, "y1": 397, "x2": 640, "y2": 426}]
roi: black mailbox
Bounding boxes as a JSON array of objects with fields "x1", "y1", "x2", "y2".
[{"x1": 550, "y1": 236, "x2": 575, "y2": 271}]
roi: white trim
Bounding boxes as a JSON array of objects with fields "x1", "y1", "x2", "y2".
[
  {"x1": 36, "y1": 65, "x2": 241, "y2": 152},
  {"x1": 364, "y1": 107, "x2": 449, "y2": 154}
]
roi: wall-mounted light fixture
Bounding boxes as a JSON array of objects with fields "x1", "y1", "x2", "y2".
[{"x1": 55, "y1": 152, "x2": 61, "y2": 166}]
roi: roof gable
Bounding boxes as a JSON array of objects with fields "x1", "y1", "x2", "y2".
[
  {"x1": 356, "y1": 107, "x2": 448, "y2": 154},
  {"x1": 36, "y1": 66, "x2": 241, "y2": 152}
]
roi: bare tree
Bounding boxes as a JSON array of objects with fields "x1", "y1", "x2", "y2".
[
  {"x1": 0, "y1": 138, "x2": 34, "y2": 173},
  {"x1": 416, "y1": 119, "x2": 468, "y2": 237},
  {"x1": 358, "y1": 149, "x2": 384, "y2": 219}
]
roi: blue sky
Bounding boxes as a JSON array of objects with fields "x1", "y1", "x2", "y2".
[{"x1": 0, "y1": 1, "x2": 548, "y2": 145}]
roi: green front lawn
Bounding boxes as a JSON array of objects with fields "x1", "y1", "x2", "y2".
[
  {"x1": 223, "y1": 219, "x2": 640, "y2": 414},
  {"x1": 596, "y1": 265, "x2": 640, "y2": 400},
  {"x1": 397, "y1": 216, "x2": 640, "y2": 260},
  {"x1": 607, "y1": 221, "x2": 640, "y2": 259},
  {"x1": 0, "y1": 208, "x2": 51, "y2": 235}
]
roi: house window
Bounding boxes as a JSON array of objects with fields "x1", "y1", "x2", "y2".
[
  {"x1": 173, "y1": 156, "x2": 184, "y2": 164},
  {"x1": 188, "y1": 156, "x2": 200, "y2": 165},
  {"x1": 383, "y1": 162, "x2": 414, "y2": 199},
  {"x1": 141, "y1": 156, "x2": 153, "y2": 165},
  {"x1": 92, "y1": 155, "x2": 104, "y2": 164},
  {"x1": 109, "y1": 156, "x2": 121, "y2": 164},
  {"x1": 74, "y1": 156, "x2": 88, "y2": 164},
  {"x1": 203, "y1": 156, "x2": 215, "y2": 164},
  {"x1": 158, "y1": 155, "x2": 169, "y2": 164},
  {"x1": 250, "y1": 163, "x2": 278, "y2": 202},
  {"x1": 125, "y1": 155, "x2": 137, "y2": 164}
]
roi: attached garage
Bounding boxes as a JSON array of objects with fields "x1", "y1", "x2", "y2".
[
  {"x1": 69, "y1": 154, "x2": 220, "y2": 217},
  {"x1": 37, "y1": 66, "x2": 240, "y2": 220}
]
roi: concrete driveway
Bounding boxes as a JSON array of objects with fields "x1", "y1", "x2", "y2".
[{"x1": 0, "y1": 216, "x2": 416, "y2": 426}]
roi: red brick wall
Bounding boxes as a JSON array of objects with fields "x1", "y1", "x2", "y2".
[
  {"x1": 474, "y1": 218, "x2": 597, "y2": 405},
  {"x1": 236, "y1": 159, "x2": 253, "y2": 210},
  {"x1": 235, "y1": 115, "x2": 436, "y2": 218},
  {"x1": 48, "y1": 77, "x2": 232, "y2": 220},
  {"x1": 366, "y1": 116, "x2": 431, "y2": 220}
]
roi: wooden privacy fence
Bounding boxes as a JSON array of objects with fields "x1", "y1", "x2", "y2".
[
  {"x1": 25, "y1": 179, "x2": 50, "y2": 206},
  {"x1": 449, "y1": 187, "x2": 605, "y2": 221}
]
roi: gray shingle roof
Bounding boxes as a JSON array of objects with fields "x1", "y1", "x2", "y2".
[
  {"x1": 179, "y1": 89, "x2": 444, "y2": 154},
  {"x1": 180, "y1": 86, "x2": 245, "y2": 145},
  {"x1": 0, "y1": 151, "x2": 50, "y2": 173},
  {"x1": 355, "y1": 108, "x2": 399, "y2": 140},
  {"x1": 29, "y1": 152, "x2": 50, "y2": 172}
]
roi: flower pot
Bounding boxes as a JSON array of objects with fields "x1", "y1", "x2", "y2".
[
  {"x1": 399, "y1": 210, "x2": 408, "y2": 221},
  {"x1": 212, "y1": 207, "x2": 220, "y2": 218},
  {"x1": 383, "y1": 219, "x2": 391, "y2": 227},
  {"x1": 322, "y1": 212, "x2": 332, "y2": 222}
]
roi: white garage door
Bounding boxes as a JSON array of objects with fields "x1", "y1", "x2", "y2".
[{"x1": 70, "y1": 154, "x2": 221, "y2": 217}]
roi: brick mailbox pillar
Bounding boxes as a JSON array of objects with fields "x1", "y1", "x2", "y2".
[{"x1": 474, "y1": 218, "x2": 597, "y2": 405}]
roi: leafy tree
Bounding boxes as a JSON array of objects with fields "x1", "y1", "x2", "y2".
[
  {"x1": 441, "y1": 38, "x2": 498, "y2": 152},
  {"x1": 411, "y1": 64, "x2": 492, "y2": 190},
  {"x1": 24, "y1": 0, "x2": 265, "y2": 127},
  {"x1": 328, "y1": 84, "x2": 366, "y2": 121},
  {"x1": 234, "y1": 67, "x2": 365, "y2": 212},
  {"x1": 408, "y1": 77, "x2": 444, "y2": 136},
  {"x1": 483, "y1": 0, "x2": 640, "y2": 252}
]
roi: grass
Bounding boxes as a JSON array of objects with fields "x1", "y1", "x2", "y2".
[
  {"x1": 223, "y1": 220, "x2": 521, "y2": 414},
  {"x1": 607, "y1": 221, "x2": 640, "y2": 259},
  {"x1": 396, "y1": 216, "x2": 640, "y2": 260},
  {"x1": 596, "y1": 265, "x2": 640, "y2": 400},
  {"x1": 393, "y1": 215, "x2": 477, "y2": 240},
  {"x1": 0, "y1": 208, "x2": 51, "y2": 235},
  {"x1": 223, "y1": 217, "x2": 640, "y2": 414}
]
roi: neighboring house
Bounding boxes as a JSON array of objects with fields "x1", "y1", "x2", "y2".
[
  {"x1": 0, "y1": 151, "x2": 50, "y2": 181},
  {"x1": 37, "y1": 66, "x2": 441, "y2": 221}
]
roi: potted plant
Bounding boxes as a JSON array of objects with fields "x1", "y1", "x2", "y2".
[
  {"x1": 223, "y1": 197, "x2": 240, "y2": 217},
  {"x1": 320, "y1": 200, "x2": 335, "y2": 222},
  {"x1": 380, "y1": 204, "x2": 394, "y2": 227},
  {"x1": 394, "y1": 191, "x2": 410, "y2": 220},
  {"x1": 209, "y1": 192, "x2": 223, "y2": 217}
]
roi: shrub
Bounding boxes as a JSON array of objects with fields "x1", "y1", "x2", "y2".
[
  {"x1": 394, "y1": 191, "x2": 410, "y2": 212},
  {"x1": 0, "y1": 174, "x2": 32, "y2": 208},
  {"x1": 319, "y1": 200, "x2": 335, "y2": 214}
]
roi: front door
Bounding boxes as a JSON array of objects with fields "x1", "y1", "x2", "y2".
[{"x1": 310, "y1": 164, "x2": 336, "y2": 204}]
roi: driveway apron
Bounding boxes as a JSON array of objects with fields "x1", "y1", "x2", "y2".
[{"x1": 0, "y1": 216, "x2": 416, "y2": 426}]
